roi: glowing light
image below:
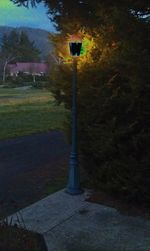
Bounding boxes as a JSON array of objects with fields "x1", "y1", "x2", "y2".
[
  {"x1": 69, "y1": 34, "x2": 82, "y2": 43},
  {"x1": 51, "y1": 30, "x2": 95, "y2": 67},
  {"x1": 67, "y1": 34, "x2": 92, "y2": 57},
  {"x1": 80, "y1": 37, "x2": 91, "y2": 56}
]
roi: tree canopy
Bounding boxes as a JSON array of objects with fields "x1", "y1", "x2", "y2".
[
  {"x1": 0, "y1": 30, "x2": 40, "y2": 63},
  {"x1": 11, "y1": 0, "x2": 150, "y2": 24}
]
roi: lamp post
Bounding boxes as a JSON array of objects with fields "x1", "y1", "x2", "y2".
[{"x1": 65, "y1": 35, "x2": 83, "y2": 195}]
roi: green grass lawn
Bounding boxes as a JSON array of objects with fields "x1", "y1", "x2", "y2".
[{"x1": 0, "y1": 88, "x2": 68, "y2": 140}]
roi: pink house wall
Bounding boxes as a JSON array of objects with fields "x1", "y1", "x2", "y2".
[{"x1": 7, "y1": 63, "x2": 48, "y2": 76}]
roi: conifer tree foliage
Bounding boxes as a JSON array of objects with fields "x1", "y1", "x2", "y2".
[
  {"x1": 18, "y1": 31, "x2": 40, "y2": 62},
  {"x1": 13, "y1": 0, "x2": 150, "y2": 203},
  {"x1": 1, "y1": 30, "x2": 40, "y2": 63}
]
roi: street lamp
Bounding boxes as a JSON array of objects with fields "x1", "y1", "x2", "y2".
[{"x1": 65, "y1": 35, "x2": 83, "y2": 195}]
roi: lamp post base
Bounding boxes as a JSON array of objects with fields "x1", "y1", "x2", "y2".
[
  {"x1": 65, "y1": 155, "x2": 84, "y2": 195},
  {"x1": 65, "y1": 187, "x2": 84, "y2": 195}
]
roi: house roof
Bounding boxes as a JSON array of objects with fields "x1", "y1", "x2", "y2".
[{"x1": 7, "y1": 62, "x2": 48, "y2": 74}]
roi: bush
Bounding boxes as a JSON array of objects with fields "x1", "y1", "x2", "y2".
[
  {"x1": 77, "y1": 64, "x2": 150, "y2": 203},
  {"x1": 4, "y1": 73, "x2": 49, "y2": 87}
]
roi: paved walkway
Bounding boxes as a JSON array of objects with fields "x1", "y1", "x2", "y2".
[{"x1": 7, "y1": 189, "x2": 150, "y2": 251}]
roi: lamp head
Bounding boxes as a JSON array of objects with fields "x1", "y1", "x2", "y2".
[{"x1": 69, "y1": 34, "x2": 82, "y2": 57}]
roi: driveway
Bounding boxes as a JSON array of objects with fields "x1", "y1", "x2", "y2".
[{"x1": 0, "y1": 131, "x2": 70, "y2": 217}]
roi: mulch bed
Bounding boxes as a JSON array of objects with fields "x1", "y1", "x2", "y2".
[{"x1": 87, "y1": 190, "x2": 150, "y2": 220}]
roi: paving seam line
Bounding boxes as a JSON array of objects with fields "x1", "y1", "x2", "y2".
[{"x1": 43, "y1": 203, "x2": 88, "y2": 234}]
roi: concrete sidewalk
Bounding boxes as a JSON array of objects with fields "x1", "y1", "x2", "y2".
[{"x1": 7, "y1": 189, "x2": 150, "y2": 251}]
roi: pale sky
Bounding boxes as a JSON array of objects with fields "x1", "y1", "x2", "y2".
[{"x1": 0, "y1": 0, "x2": 56, "y2": 32}]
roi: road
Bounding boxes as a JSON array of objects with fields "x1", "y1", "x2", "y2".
[{"x1": 0, "y1": 131, "x2": 70, "y2": 217}]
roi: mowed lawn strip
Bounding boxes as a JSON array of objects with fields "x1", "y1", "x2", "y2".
[{"x1": 0, "y1": 88, "x2": 68, "y2": 140}]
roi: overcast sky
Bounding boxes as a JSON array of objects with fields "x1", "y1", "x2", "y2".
[{"x1": 0, "y1": 0, "x2": 56, "y2": 32}]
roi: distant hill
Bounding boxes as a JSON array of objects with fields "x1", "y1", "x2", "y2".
[{"x1": 0, "y1": 26, "x2": 53, "y2": 60}]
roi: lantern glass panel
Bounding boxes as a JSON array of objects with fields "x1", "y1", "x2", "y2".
[{"x1": 69, "y1": 42, "x2": 82, "y2": 56}]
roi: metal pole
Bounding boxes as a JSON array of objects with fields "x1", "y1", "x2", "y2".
[{"x1": 66, "y1": 58, "x2": 83, "y2": 195}]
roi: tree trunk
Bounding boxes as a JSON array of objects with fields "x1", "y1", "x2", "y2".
[
  {"x1": 3, "y1": 61, "x2": 8, "y2": 83},
  {"x1": 33, "y1": 74, "x2": 36, "y2": 83}
]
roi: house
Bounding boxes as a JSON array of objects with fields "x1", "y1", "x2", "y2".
[{"x1": 7, "y1": 62, "x2": 48, "y2": 76}]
